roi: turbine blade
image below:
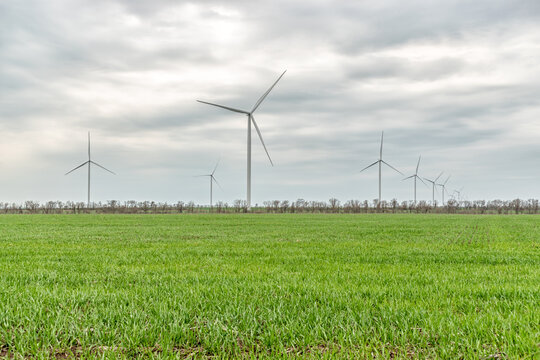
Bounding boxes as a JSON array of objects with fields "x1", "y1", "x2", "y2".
[
  {"x1": 90, "y1": 161, "x2": 116, "y2": 175},
  {"x1": 444, "y1": 175, "x2": 451, "y2": 185},
  {"x1": 251, "y1": 115, "x2": 273, "y2": 166},
  {"x1": 423, "y1": 177, "x2": 434, "y2": 184},
  {"x1": 194, "y1": 174, "x2": 210, "y2": 177},
  {"x1": 360, "y1": 160, "x2": 379, "y2": 173},
  {"x1": 416, "y1": 155, "x2": 421, "y2": 174},
  {"x1": 212, "y1": 176, "x2": 224, "y2": 191},
  {"x1": 379, "y1": 131, "x2": 384, "y2": 160},
  {"x1": 65, "y1": 161, "x2": 89, "y2": 175},
  {"x1": 402, "y1": 175, "x2": 415, "y2": 181},
  {"x1": 435, "y1": 171, "x2": 443, "y2": 182},
  {"x1": 382, "y1": 160, "x2": 403, "y2": 175},
  {"x1": 88, "y1": 132, "x2": 91, "y2": 160},
  {"x1": 211, "y1": 159, "x2": 220, "y2": 176},
  {"x1": 251, "y1": 70, "x2": 287, "y2": 113},
  {"x1": 197, "y1": 100, "x2": 249, "y2": 114},
  {"x1": 417, "y1": 175, "x2": 428, "y2": 187}
]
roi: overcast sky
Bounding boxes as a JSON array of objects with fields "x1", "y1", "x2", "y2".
[{"x1": 2, "y1": 0, "x2": 540, "y2": 205}]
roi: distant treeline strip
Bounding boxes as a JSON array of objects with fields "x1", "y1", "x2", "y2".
[{"x1": 0, "y1": 198, "x2": 538, "y2": 214}]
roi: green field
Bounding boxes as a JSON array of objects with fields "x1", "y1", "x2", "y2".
[{"x1": 0, "y1": 214, "x2": 538, "y2": 359}]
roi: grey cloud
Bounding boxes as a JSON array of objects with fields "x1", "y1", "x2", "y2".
[
  {"x1": 196, "y1": 0, "x2": 540, "y2": 55},
  {"x1": 348, "y1": 57, "x2": 466, "y2": 81},
  {"x1": 2, "y1": 0, "x2": 540, "y2": 203}
]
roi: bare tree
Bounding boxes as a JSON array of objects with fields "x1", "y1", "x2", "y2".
[
  {"x1": 328, "y1": 198, "x2": 340, "y2": 213},
  {"x1": 280, "y1": 200, "x2": 290, "y2": 213}
]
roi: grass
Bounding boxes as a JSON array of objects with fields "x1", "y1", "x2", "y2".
[{"x1": 0, "y1": 214, "x2": 538, "y2": 359}]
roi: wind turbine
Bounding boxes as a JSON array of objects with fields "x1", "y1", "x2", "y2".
[
  {"x1": 195, "y1": 160, "x2": 222, "y2": 209},
  {"x1": 197, "y1": 70, "x2": 286, "y2": 211},
  {"x1": 437, "y1": 175, "x2": 451, "y2": 205},
  {"x1": 360, "y1": 131, "x2": 403, "y2": 206},
  {"x1": 65, "y1": 132, "x2": 115, "y2": 208},
  {"x1": 424, "y1": 172, "x2": 443, "y2": 206},
  {"x1": 453, "y1": 186, "x2": 464, "y2": 202},
  {"x1": 402, "y1": 155, "x2": 426, "y2": 205}
]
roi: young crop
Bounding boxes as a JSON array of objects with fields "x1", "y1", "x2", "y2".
[{"x1": 0, "y1": 214, "x2": 538, "y2": 358}]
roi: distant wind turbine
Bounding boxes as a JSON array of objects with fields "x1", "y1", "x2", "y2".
[
  {"x1": 360, "y1": 131, "x2": 403, "y2": 206},
  {"x1": 195, "y1": 160, "x2": 222, "y2": 209},
  {"x1": 437, "y1": 175, "x2": 451, "y2": 205},
  {"x1": 65, "y1": 132, "x2": 115, "y2": 208},
  {"x1": 453, "y1": 186, "x2": 464, "y2": 202},
  {"x1": 197, "y1": 70, "x2": 286, "y2": 211},
  {"x1": 424, "y1": 172, "x2": 443, "y2": 206},
  {"x1": 402, "y1": 156, "x2": 427, "y2": 205}
]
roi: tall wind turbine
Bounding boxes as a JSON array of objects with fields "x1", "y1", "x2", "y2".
[
  {"x1": 360, "y1": 131, "x2": 403, "y2": 206},
  {"x1": 437, "y1": 175, "x2": 451, "y2": 205},
  {"x1": 402, "y1": 156, "x2": 426, "y2": 205},
  {"x1": 195, "y1": 160, "x2": 222, "y2": 209},
  {"x1": 197, "y1": 70, "x2": 286, "y2": 211},
  {"x1": 65, "y1": 132, "x2": 115, "y2": 208},
  {"x1": 424, "y1": 172, "x2": 443, "y2": 206}
]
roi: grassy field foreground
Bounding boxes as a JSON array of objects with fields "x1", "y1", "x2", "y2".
[{"x1": 0, "y1": 214, "x2": 538, "y2": 359}]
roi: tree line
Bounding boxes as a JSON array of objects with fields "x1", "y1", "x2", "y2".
[{"x1": 0, "y1": 198, "x2": 538, "y2": 214}]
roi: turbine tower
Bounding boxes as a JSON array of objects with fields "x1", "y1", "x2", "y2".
[
  {"x1": 197, "y1": 70, "x2": 286, "y2": 211},
  {"x1": 360, "y1": 131, "x2": 403, "y2": 206},
  {"x1": 424, "y1": 172, "x2": 443, "y2": 207},
  {"x1": 65, "y1": 132, "x2": 115, "y2": 208},
  {"x1": 437, "y1": 175, "x2": 451, "y2": 206},
  {"x1": 402, "y1": 155, "x2": 426, "y2": 205},
  {"x1": 195, "y1": 160, "x2": 222, "y2": 210}
]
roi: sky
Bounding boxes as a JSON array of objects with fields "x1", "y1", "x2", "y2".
[{"x1": 2, "y1": 0, "x2": 540, "y2": 205}]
